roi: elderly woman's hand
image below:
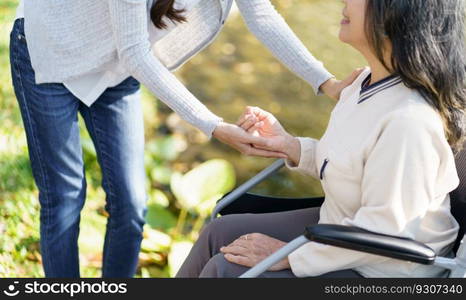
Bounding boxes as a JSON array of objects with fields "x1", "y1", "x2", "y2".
[
  {"x1": 213, "y1": 121, "x2": 287, "y2": 159},
  {"x1": 236, "y1": 107, "x2": 301, "y2": 165},
  {"x1": 220, "y1": 233, "x2": 290, "y2": 271}
]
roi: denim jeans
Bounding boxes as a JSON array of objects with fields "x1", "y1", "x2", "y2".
[{"x1": 9, "y1": 19, "x2": 147, "y2": 278}]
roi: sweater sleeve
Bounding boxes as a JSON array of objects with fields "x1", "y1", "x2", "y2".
[
  {"x1": 235, "y1": 0, "x2": 334, "y2": 95},
  {"x1": 285, "y1": 137, "x2": 320, "y2": 179},
  {"x1": 108, "y1": 0, "x2": 222, "y2": 138},
  {"x1": 288, "y1": 114, "x2": 459, "y2": 277}
]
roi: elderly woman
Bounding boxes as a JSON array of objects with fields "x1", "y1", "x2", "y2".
[{"x1": 177, "y1": 0, "x2": 465, "y2": 278}]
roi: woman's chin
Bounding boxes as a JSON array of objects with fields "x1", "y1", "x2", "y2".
[{"x1": 338, "y1": 31, "x2": 351, "y2": 44}]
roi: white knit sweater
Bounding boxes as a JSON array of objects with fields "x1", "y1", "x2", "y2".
[
  {"x1": 21, "y1": 0, "x2": 333, "y2": 137},
  {"x1": 17, "y1": 0, "x2": 199, "y2": 106},
  {"x1": 286, "y1": 68, "x2": 460, "y2": 278}
]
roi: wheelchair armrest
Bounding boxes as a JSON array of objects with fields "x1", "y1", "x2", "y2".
[
  {"x1": 211, "y1": 160, "x2": 286, "y2": 220},
  {"x1": 305, "y1": 224, "x2": 436, "y2": 265},
  {"x1": 219, "y1": 193, "x2": 324, "y2": 215}
]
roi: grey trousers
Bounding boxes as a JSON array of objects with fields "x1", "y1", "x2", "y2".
[{"x1": 175, "y1": 207, "x2": 362, "y2": 278}]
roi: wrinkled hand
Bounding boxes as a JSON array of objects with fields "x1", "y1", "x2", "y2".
[
  {"x1": 220, "y1": 233, "x2": 290, "y2": 271},
  {"x1": 236, "y1": 107, "x2": 301, "y2": 165},
  {"x1": 320, "y1": 68, "x2": 365, "y2": 100},
  {"x1": 212, "y1": 121, "x2": 287, "y2": 159},
  {"x1": 236, "y1": 106, "x2": 291, "y2": 152}
]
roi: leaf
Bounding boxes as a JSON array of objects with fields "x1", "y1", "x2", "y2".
[
  {"x1": 170, "y1": 172, "x2": 185, "y2": 206},
  {"x1": 145, "y1": 203, "x2": 177, "y2": 231},
  {"x1": 168, "y1": 240, "x2": 193, "y2": 277},
  {"x1": 78, "y1": 210, "x2": 106, "y2": 256},
  {"x1": 146, "y1": 136, "x2": 183, "y2": 162},
  {"x1": 148, "y1": 189, "x2": 170, "y2": 207},
  {"x1": 140, "y1": 267, "x2": 151, "y2": 278},
  {"x1": 150, "y1": 165, "x2": 173, "y2": 185},
  {"x1": 81, "y1": 136, "x2": 96, "y2": 156},
  {"x1": 141, "y1": 227, "x2": 172, "y2": 253},
  {"x1": 170, "y1": 159, "x2": 236, "y2": 214},
  {"x1": 196, "y1": 193, "x2": 224, "y2": 217}
]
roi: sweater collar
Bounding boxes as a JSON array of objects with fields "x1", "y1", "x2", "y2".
[{"x1": 358, "y1": 73, "x2": 403, "y2": 104}]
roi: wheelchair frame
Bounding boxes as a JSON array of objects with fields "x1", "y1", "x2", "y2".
[{"x1": 210, "y1": 159, "x2": 466, "y2": 278}]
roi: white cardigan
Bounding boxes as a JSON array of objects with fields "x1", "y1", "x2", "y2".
[
  {"x1": 19, "y1": 0, "x2": 333, "y2": 137},
  {"x1": 287, "y1": 68, "x2": 460, "y2": 278}
]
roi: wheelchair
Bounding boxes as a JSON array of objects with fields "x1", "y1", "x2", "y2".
[{"x1": 210, "y1": 142, "x2": 466, "y2": 278}]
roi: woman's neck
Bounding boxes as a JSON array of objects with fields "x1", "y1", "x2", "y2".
[
  {"x1": 369, "y1": 61, "x2": 391, "y2": 84},
  {"x1": 361, "y1": 48, "x2": 392, "y2": 84}
]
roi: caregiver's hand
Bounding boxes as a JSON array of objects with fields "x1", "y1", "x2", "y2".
[
  {"x1": 320, "y1": 68, "x2": 365, "y2": 100},
  {"x1": 212, "y1": 122, "x2": 287, "y2": 159},
  {"x1": 236, "y1": 107, "x2": 301, "y2": 165},
  {"x1": 220, "y1": 233, "x2": 290, "y2": 271}
]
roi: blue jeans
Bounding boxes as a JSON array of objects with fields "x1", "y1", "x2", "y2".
[{"x1": 9, "y1": 19, "x2": 147, "y2": 278}]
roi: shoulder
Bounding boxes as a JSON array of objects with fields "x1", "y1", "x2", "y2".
[
  {"x1": 339, "y1": 67, "x2": 371, "y2": 101},
  {"x1": 371, "y1": 92, "x2": 454, "y2": 164},
  {"x1": 382, "y1": 89, "x2": 445, "y2": 137}
]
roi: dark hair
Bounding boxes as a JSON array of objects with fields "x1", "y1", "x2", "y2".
[
  {"x1": 365, "y1": 0, "x2": 466, "y2": 152},
  {"x1": 150, "y1": 0, "x2": 186, "y2": 30}
]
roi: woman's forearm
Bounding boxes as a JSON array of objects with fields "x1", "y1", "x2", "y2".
[
  {"x1": 284, "y1": 135, "x2": 301, "y2": 166},
  {"x1": 284, "y1": 137, "x2": 320, "y2": 178},
  {"x1": 125, "y1": 48, "x2": 222, "y2": 137},
  {"x1": 108, "y1": 0, "x2": 222, "y2": 138},
  {"x1": 235, "y1": 0, "x2": 334, "y2": 95}
]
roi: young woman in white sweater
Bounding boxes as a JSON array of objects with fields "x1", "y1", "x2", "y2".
[
  {"x1": 10, "y1": 0, "x2": 358, "y2": 277},
  {"x1": 177, "y1": 0, "x2": 466, "y2": 277}
]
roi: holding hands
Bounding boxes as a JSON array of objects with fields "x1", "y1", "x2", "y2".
[
  {"x1": 212, "y1": 107, "x2": 301, "y2": 165},
  {"x1": 213, "y1": 108, "x2": 299, "y2": 272},
  {"x1": 236, "y1": 106, "x2": 301, "y2": 166},
  {"x1": 210, "y1": 71, "x2": 364, "y2": 271},
  {"x1": 212, "y1": 69, "x2": 365, "y2": 163},
  {"x1": 212, "y1": 106, "x2": 301, "y2": 165},
  {"x1": 212, "y1": 121, "x2": 287, "y2": 159}
]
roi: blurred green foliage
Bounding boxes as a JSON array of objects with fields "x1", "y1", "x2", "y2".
[{"x1": 0, "y1": 0, "x2": 364, "y2": 277}]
